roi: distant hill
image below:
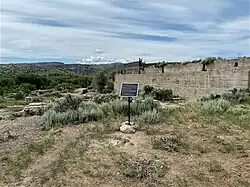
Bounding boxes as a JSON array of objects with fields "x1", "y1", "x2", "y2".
[{"x1": 0, "y1": 62, "x2": 123, "y2": 75}]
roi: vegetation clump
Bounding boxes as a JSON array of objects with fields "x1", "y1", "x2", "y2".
[
  {"x1": 200, "y1": 89, "x2": 250, "y2": 114},
  {"x1": 142, "y1": 85, "x2": 174, "y2": 101},
  {"x1": 201, "y1": 88, "x2": 250, "y2": 104},
  {"x1": 41, "y1": 95, "x2": 161, "y2": 130},
  {"x1": 119, "y1": 155, "x2": 168, "y2": 185},
  {"x1": 152, "y1": 135, "x2": 189, "y2": 152}
]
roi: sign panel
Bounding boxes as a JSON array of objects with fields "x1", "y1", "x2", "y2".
[{"x1": 120, "y1": 83, "x2": 139, "y2": 97}]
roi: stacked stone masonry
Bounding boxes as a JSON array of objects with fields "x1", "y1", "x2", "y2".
[{"x1": 114, "y1": 58, "x2": 250, "y2": 99}]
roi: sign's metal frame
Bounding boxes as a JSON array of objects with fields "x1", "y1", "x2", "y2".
[
  {"x1": 119, "y1": 82, "x2": 139, "y2": 98},
  {"x1": 119, "y1": 82, "x2": 139, "y2": 126}
]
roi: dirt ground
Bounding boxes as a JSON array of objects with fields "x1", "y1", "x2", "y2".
[
  {"x1": 0, "y1": 113, "x2": 250, "y2": 187},
  {"x1": 0, "y1": 117, "x2": 43, "y2": 161}
]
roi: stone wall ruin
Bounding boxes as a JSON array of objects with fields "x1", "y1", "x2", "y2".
[{"x1": 114, "y1": 57, "x2": 250, "y2": 99}]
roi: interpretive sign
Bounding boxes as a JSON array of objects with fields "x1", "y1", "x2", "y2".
[
  {"x1": 119, "y1": 83, "x2": 139, "y2": 125},
  {"x1": 119, "y1": 83, "x2": 139, "y2": 97}
]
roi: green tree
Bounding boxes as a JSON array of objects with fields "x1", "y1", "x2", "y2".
[
  {"x1": 18, "y1": 83, "x2": 36, "y2": 94},
  {"x1": 95, "y1": 72, "x2": 107, "y2": 93}
]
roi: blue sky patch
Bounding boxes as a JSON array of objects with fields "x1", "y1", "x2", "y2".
[{"x1": 1, "y1": 0, "x2": 249, "y2": 63}]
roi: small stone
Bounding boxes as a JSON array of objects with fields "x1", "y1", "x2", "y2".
[
  {"x1": 53, "y1": 129, "x2": 63, "y2": 135},
  {"x1": 120, "y1": 124, "x2": 136, "y2": 134}
]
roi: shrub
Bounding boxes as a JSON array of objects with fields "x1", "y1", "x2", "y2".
[
  {"x1": 58, "y1": 110, "x2": 79, "y2": 124},
  {"x1": 42, "y1": 109, "x2": 80, "y2": 129},
  {"x1": 93, "y1": 94, "x2": 119, "y2": 104},
  {"x1": 143, "y1": 85, "x2": 154, "y2": 95},
  {"x1": 52, "y1": 94, "x2": 83, "y2": 112},
  {"x1": 110, "y1": 99, "x2": 128, "y2": 116},
  {"x1": 55, "y1": 83, "x2": 76, "y2": 92},
  {"x1": 100, "y1": 102, "x2": 113, "y2": 116},
  {"x1": 0, "y1": 96, "x2": 4, "y2": 103},
  {"x1": 201, "y1": 93, "x2": 221, "y2": 102},
  {"x1": 15, "y1": 91, "x2": 25, "y2": 100},
  {"x1": 152, "y1": 88, "x2": 173, "y2": 101},
  {"x1": 152, "y1": 135, "x2": 189, "y2": 152},
  {"x1": 41, "y1": 109, "x2": 58, "y2": 130},
  {"x1": 142, "y1": 85, "x2": 174, "y2": 101},
  {"x1": 201, "y1": 89, "x2": 250, "y2": 105},
  {"x1": 119, "y1": 156, "x2": 168, "y2": 181},
  {"x1": 222, "y1": 88, "x2": 250, "y2": 104},
  {"x1": 132, "y1": 97, "x2": 161, "y2": 115},
  {"x1": 105, "y1": 80, "x2": 114, "y2": 92},
  {"x1": 201, "y1": 98, "x2": 231, "y2": 114},
  {"x1": 41, "y1": 95, "x2": 162, "y2": 129},
  {"x1": 30, "y1": 96, "x2": 43, "y2": 102},
  {"x1": 87, "y1": 108, "x2": 105, "y2": 121},
  {"x1": 78, "y1": 107, "x2": 104, "y2": 122},
  {"x1": 101, "y1": 88, "x2": 113, "y2": 94},
  {"x1": 139, "y1": 109, "x2": 160, "y2": 125},
  {"x1": 43, "y1": 91, "x2": 62, "y2": 98},
  {"x1": 79, "y1": 101, "x2": 98, "y2": 110}
]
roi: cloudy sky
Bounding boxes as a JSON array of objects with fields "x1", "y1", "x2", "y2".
[{"x1": 0, "y1": 0, "x2": 249, "y2": 64}]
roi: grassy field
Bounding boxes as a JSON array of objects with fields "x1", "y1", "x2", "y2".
[{"x1": 0, "y1": 90, "x2": 250, "y2": 187}]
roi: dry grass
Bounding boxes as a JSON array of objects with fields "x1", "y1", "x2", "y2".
[
  {"x1": 1, "y1": 97, "x2": 250, "y2": 187},
  {"x1": 1, "y1": 135, "x2": 55, "y2": 184}
]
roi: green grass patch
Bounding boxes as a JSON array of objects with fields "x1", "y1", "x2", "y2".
[{"x1": 0, "y1": 100, "x2": 27, "y2": 108}]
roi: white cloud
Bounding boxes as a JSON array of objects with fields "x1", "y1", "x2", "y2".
[
  {"x1": 0, "y1": 0, "x2": 249, "y2": 64},
  {"x1": 75, "y1": 56, "x2": 134, "y2": 64}
]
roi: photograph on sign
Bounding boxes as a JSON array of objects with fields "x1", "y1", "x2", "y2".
[{"x1": 120, "y1": 83, "x2": 139, "y2": 97}]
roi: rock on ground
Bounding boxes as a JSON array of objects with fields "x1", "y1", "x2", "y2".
[{"x1": 120, "y1": 124, "x2": 136, "y2": 134}]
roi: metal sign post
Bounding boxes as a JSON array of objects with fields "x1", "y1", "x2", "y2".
[
  {"x1": 128, "y1": 97, "x2": 132, "y2": 125},
  {"x1": 119, "y1": 83, "x2": 139, "y2": 125}
]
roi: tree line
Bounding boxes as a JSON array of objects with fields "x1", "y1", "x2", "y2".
[{"x1": 0, "y1": 71, "x2": 116, "y2": 96}]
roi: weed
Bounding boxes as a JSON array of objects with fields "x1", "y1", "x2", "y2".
[
  {"x1": 152, "y1": 135, "x2": 189, "y2": 152},
  {"x1": 118, "y1": 155, "x2": 168, "y2": 185}
]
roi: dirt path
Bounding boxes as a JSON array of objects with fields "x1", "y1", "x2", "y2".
[{"x1": 14, "y1": 125, "x2": 82, "y2": 187}]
